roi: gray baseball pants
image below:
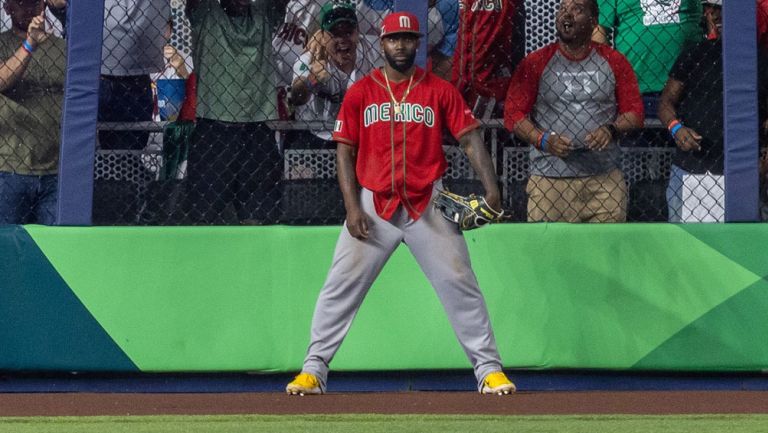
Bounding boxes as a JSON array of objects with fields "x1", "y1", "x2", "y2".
[{"x1": 302, "y1": 184, "x2": 504, "y2": 392}]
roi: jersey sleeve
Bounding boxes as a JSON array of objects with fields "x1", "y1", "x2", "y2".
[
  {"x1": 441, "y1": 82, "x2": 479, "y2": 140},
  {"x1": 603, "y1": 47, "x2": 644, "y2": 122},
  {"x1": 503, "y1": 46, "x2": 552, "y2": 132},
  {"x1": 332, "y1": 82, "x2": 363, "y2": 146}
]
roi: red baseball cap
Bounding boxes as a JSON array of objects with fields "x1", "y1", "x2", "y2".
[{"x1": 380, "y1": 12, "x2": 424, "y2": 38}]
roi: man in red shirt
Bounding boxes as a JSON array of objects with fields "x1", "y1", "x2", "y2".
[
  {"x1": 286, "y1": 11, "x2": 515, "y2": 396},
  {"x1": 452, "y1": 0, "x2": 525, "y2": 113}
]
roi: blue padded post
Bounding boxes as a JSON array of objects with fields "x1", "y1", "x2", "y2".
[
  {"x1": 723, "y1": 1, "x2": 760, "y2": 221},
  {"x1": 56, "y1": 0, "x2": 105, "y2": 225}
]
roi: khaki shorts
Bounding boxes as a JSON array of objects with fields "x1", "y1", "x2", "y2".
[{"x1": 526, "y1": 169, "x2": 627, "y2": 223}]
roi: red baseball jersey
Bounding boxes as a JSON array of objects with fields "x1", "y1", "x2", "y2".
[
  {"x1": 451, "y1": 0, "x2": 524, "y2": 102},
  {"x1": 333, "y1": 67, "x2": 479, "y2": 221}
]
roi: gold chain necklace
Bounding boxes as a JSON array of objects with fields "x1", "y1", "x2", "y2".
[{"x1": 383, "y1": 69, "x2": 414, "y2": 115}]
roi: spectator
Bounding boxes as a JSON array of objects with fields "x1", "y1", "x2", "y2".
[
  {"x1": 273, "y1": 0, "x2": 324, "y2": 122},
  {"x1": 98, "y1": 0, "x2": 171, "y2": 151},
  {"x1": 288, "y1": 1, "x2": 380, "y2": 148},
  {"x1": 185, "y1": 0, "x2": 288, "y2": 224},
  {"x1": 452, "y1": 0, "x2": 525, "y2": 115},
  {"x1": 137, "y1": 17, "x2": 195, "y2": 225},
  {"x1": 153, "y1": 18, "x2": 193, "y2": 123},
  {"x1": 0, "y1": 0, "x2": 66, "y2": 225},
  {"x1": 504, "y1": 0, "x2": 644, "y2": 223},
  {"x1": 659, "y1": 0, "x2": 768, "y2": 222},
  {"x1": 593, "y1": 0, "x2": 701, "y2": 118},
  {"x1": 429, "y1": 0, "x2": 459, "y2": 81}
]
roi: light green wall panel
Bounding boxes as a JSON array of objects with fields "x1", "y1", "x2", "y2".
[{"x1": 23, "y1": 223, "x2": 768, "y2": 372}]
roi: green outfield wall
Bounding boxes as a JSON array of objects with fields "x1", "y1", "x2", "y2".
[{"x1": 1, "y1": 224, "x2": 767, "y2": 372}]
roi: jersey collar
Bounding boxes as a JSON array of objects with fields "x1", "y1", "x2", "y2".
[{"x1": 373, "y1": 66, "x2": 425, "y2": 84}]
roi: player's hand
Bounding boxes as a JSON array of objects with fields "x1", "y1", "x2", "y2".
[
  {"x1": 484, "y1": 191, "x2": 501, "y2": 214},
  {"x1": 673, "y1": 127, "x2": 702, "y2": 152},
  {"x1": 546, "y1": 133, "x2": 573, "y2": 158},
  {"x1": 345, "y1": 206, "x2": 370, "y2": 240},
  {"x1": 585, "y1": 125, "x2": 613, "y2": 151},
  {"x1": 26, "y1": 12, "x2": 48, "y2": 48}
]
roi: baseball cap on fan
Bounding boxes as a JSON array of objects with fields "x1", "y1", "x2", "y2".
[
  {"x1": 320, "y1": 2, "x2": 358, "y2": 32},
  {"x1": 380, "y1": 12, "x2": 424, "y2": 38},
  {"x1": 701, "y1": 0, "x2": 721, "y2": 5}
]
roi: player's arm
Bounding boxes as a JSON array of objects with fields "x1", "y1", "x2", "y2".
[
  {"x1": 459, "y1": 128, "x2": 501, "y2": 212},
  {"x1": 337, "y1": 142, "x2": 369, "y2": 240},
  {"x1": 659, "y1": 78, "x2": 701, "y2": 151}
]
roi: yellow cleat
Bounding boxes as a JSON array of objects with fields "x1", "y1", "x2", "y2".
[
  {"x1": 480, "y1": 371, "x2": 516, "y2": 395},
  {"x1": 286, "y1": 372, "x2": 322, "y2": 395}
]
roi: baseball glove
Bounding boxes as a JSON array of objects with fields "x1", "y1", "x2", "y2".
[{"x1": 433, "y1": 190, "x2": 504, "y2": 231}]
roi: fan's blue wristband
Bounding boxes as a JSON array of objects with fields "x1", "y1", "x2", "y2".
[
  {"x1": 22, "y1": 39, "x2": 35, "y2": 54},
  {"x1": 539, "y1": 131, "x2": 551, "y2": 152},
  {"x1": 669, "y1": 121, "x2": 683, "y2": 139}
]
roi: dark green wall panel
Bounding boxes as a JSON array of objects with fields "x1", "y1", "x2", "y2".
[{"x1": 0, "y1": 226, "x2": 138, "y2": 371}]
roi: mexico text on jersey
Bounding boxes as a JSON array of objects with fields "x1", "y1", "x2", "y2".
[{"x1": 363, "y1": 103, "x2": 436, "y2": 127}]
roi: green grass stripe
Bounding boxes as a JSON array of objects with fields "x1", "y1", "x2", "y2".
[{"x1": 1, "y1": 414, "x2": 767, "y2": 433}]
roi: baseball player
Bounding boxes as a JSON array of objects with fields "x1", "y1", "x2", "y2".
[{"x1": 286, "y1": 11, "x2": 515, "y2": 396}]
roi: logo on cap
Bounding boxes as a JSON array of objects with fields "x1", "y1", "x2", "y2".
[{"x1": 380, "y1": 12, "x2": 423, "y2": 38}]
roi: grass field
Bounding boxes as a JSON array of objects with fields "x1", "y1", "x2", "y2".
[{"x1": 1, "y1": 414, "x2": 767, "y2": 433}]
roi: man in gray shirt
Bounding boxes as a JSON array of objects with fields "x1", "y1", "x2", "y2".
[
  {"x1": 98, "y1": 0, "x2": 170, "y2": 152},
  {"x1": 503, "y1": 0, "x2": 643, "y2": 222}
]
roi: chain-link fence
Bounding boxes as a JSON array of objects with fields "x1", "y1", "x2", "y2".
[{"x1": 2, "y1": 0, "x2": 765, "y2": 225}]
